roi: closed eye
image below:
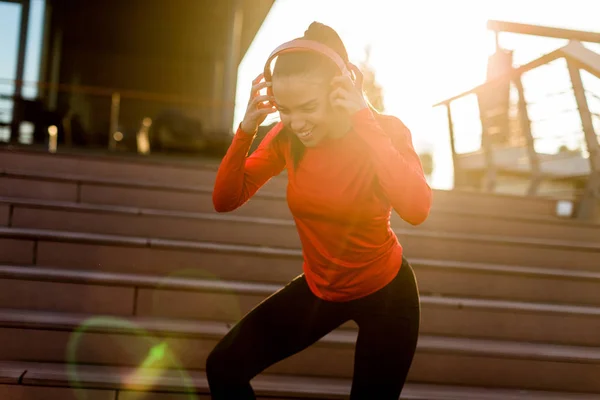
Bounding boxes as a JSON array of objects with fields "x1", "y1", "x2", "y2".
[{"x1": 276, "y1": 99, "x2": 319, "y2": 114}]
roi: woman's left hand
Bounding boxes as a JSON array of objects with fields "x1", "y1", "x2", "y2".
[{"x1": 329, "y1": 65, "x2": 368, "y2": 116}]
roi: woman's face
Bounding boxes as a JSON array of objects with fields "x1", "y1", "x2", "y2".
[{"x1": 272, "y1": 73, "x2": 341, "y2": 147}]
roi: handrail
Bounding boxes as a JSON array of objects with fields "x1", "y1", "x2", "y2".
[
  {"x1": 0, "y1": 76, "x2": 236, "y2": 153},
  {"x1": 433, "y1": 41, "x2": 600, "y2": 107},
  {"x1": 0, "y1": 77, "x2": 234, "y2": 108},
  {"x1": 434, "y1": 38, "x2": 600, "y2": 220},
  {"x1": 487, "y1": 20, "x2": 600, "y2": 44},
  {"x1": 433, "y1": 48, "x2": 564, "y2": 107}
]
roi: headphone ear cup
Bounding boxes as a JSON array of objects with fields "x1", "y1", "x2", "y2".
[
  {"x1": 266, "y1": 86, "x2": 277, "y2": 108},
  {"x1": 347, "y1": 62, "x2": 364, "y2": 89},
  {"x1": 263, "y1": 64, "x2": 277, "y2": 107}
]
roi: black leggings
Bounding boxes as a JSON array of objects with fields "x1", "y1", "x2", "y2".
[{"x1": 206, "y1": 257, "x2": 421, "y2": 399}]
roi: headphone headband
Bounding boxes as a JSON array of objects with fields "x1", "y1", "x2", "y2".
[
  {"x1": 263, "y1": 39, "x2": 352, "y2": 85},
  {"x1": 263, "y1": 39, "x2": 359, "y2": 107}
]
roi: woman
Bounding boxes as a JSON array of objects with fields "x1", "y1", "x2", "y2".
[{"x1": 208, "y1": 21, "x2": 432, "y2": 399}]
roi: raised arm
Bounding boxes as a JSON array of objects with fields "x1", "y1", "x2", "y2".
[
  {"x1": 352, "y1": 109, "x2": 432, "y2": 225},
  {"x1": 213, "y1": 72, "x2": 284, "y2": 212},
  {"x1": 212, "y1": 122, "x2": 286, "y2": 212},
  {"x1": 329, "y1": 70, "x2": 432, "y2": 225}
]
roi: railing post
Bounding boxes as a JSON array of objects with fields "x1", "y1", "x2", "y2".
[
  {"x1": 108, "y1": 92, "x2": 120, "y2": 151},
  {"x1": 446, "y1": 102, "x2": 460, "y2": 188},
  {"x1": 514, "y1": 76, "x2": 542, "y2": 195},
  {"x1": 567, "y1": 61, "x2": 600, "y2": 220},
  {"x1": 478, "y1": 105, "x2": 497, "y2": 192}
]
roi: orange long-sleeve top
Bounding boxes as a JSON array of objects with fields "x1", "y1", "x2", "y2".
[{"x1": 213, "y1": 108, "x2": 432, "y2": 302}]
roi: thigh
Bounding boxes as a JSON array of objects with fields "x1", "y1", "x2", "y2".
[
  {"x1": 350, "y1": 260, "x2": 421, "y2": 399},
  {"x1": 208, "y1": 274, "x2": 350, "y2": 380}
]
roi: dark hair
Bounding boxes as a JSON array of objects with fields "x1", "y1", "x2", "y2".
[
  {"x1": 273, "y1": 22, "x2": 349, "y2": 81},
  {"x1": 271, "y1": 22, "x2": 349, "y2": 169}
]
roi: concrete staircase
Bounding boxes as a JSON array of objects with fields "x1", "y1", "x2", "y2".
[{"x1": 1, "y1": 147, "x2": 600, "y2": 399}]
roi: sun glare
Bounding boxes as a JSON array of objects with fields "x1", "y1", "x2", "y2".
[{"x1": 237, "y1": 0, "x2": 600, "y2": 189}]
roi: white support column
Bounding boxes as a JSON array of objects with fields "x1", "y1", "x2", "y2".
[{"x1": 10, "y1": 0, "x2": 30, "y2": 143}]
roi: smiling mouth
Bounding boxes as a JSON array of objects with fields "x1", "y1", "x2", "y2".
[{"x1": 296, "y1": 129, "x2": 313, "y2": 140}]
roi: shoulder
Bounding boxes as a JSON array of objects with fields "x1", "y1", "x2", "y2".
[{"x1": 373, "y1": 111, "x2": 412, "y2": 140}]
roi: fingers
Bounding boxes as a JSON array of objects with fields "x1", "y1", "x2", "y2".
[
  {"x1": 250, "y1": 94, "x2": 275, "y2": 107},
  {"x1": 329, "y1": 87, "x2": 349, "y2": 112},
  {"x1": 329, "y1": 86, "x2": 349, "y2": 102},
  {"x1": 330, "y1": 84, "x2": 366, "y2": 114},
  {"x1": 253, "y1": 72, "x2": 265, "y2": 84},
  {"x1": 331, "y1": 98, "x2": 362, "y2": 115},
  {"x1": 330, "y1": 74, "x2": 356, "y2": 91},
  {"x1": 250, "y1": 80, "x2": 272, "y2": 99},
  {"x1": 249, "y1": 73, "x2": 272, "y2": 99},
  {"x1": 256, "y1": 106, "x2": 278, "y2": 116},
  {"x1": 331, "y1": 65, "x2": 365, "y2": 92},
  {"x1": 330, "y1": 97, "x2": 355, "y2": 113},
  {"x1": 241, "y1": 74, "x2": 277, "y2": 132},
  {"x1": 257, "y1": 100, "x2": 276, "y2": 109},
  {"x1": 250, "y1": 104, "x2": 278, "y2": 122}
]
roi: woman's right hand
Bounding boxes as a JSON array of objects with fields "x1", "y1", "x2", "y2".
[{"x1": 240, "y1": 73, "x2": 278, "y2": 135}]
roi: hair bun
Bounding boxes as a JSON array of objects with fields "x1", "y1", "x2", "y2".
[
  {"x1": 303, "y1": 21, "x2": 349, "y2": 62},
  {"x1": 304, "y1": 22, "x2": 330, "y2": 39}
]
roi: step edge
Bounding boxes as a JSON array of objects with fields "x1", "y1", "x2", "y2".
[
  {"x1": 0, "y1": 264, "x2": 599, "y2": 316},
  {"x1": 1, "y1": 309, "x2": 599, "y2": 363}
]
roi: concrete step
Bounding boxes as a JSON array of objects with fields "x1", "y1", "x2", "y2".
[
  {"x1": 413, "y1": 258, "x2": 600, "y2": 306},
  {"x1": 0, "y1": 204, "x2": 8, "y2": 226},
  {"x1": 0, "y1": 146, "x2": 233, "y2": 190},
  {"x1": 2, "y1": 360, "x2": 598, "y2": 399},
  {"x1": 0, "y1": 166, "x2": 575, "y2": 222},
  {"x1": 0, "y1": 169, "x2": 279, "y2": 218},
  {"x1": 1, "y1": 225, "x2": 599, "y2": 277},
  {"x1": 4, "y1": 200, "x2": 600, "y2": 306},
  {"x1": 1, "y1": 265, "x2": 599, "y2": 347},
  {"x1": 3, "y1": 243, "x2": 600, "y2": 311},
  {"x1": 0, "y1": 148, "x2": 569, "y2": 219},
  {"x1": 3, "y1": 196, "x2": 600, "y2": 247},
  {"x1": 1, "y1": 309, "x2": 600, "y2": 393}
]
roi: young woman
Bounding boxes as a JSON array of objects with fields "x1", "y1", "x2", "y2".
[{"x1": 208, "y1": 21, "x2": 432, "y2": 399}]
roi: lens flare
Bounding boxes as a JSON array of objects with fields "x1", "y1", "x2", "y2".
[{"x1": 66, "y1": 316, "x2": 198, "y2": 399}]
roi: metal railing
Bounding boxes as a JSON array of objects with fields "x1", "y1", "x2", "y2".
[
  {"x1": 434, "y1": 41, "x2": 600, "y2": 220},
  {"x1": 0, "y1": 77, "x2": 235, "y2": 155}
]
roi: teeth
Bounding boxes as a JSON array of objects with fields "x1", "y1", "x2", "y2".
[{"x1": 297, "y1": 130, "x2": 312, "y2": 138}]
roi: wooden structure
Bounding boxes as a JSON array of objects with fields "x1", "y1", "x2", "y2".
[{"x1": 435, "y1": 21, "x2": 600, "y2": 220}]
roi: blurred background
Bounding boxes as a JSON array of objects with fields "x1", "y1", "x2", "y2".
[{"x1": 236, "y1": 0, "x2": 600, "y2": 192}]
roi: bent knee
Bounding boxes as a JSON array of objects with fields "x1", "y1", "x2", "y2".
[
  {"x1": 205, "y1": 346, "x2": 228, "y2": 380},
  {"x1": 206, "y1": 344, "x2": 250, "y2": 382}
]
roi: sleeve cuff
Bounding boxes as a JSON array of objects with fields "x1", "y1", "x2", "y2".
[{"x1": 235, "y1": 123, "x2": 257, "y2": 140}]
